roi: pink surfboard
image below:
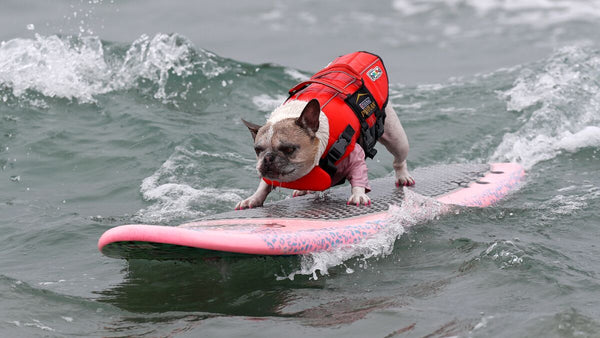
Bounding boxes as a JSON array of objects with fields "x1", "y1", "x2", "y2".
[{"x1": 98, "y1": 163, "x2": 524, "y2": 259}]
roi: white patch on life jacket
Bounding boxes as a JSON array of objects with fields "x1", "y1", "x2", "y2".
[{"x1": 267, "y1": 100, "x2": 330, "y2": 166}]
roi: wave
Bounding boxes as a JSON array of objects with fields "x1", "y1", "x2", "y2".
[
  {"x1": 0, "y1": 34, "x2": 111, "y2": 103},
  {"x1": 0, "y1": 274, "x2": 115, "y2": 335},
  {"x1": 0, "y1": 33, "x2": 247, "y2": 106},
  {"x1": 492, "y1": 46, "x2": 600, "y2": 169},
  {"x1": 134, "y1": 145, "x2": 249, "y2": 224},
  {"x1": 391, "y1": 0, "x2": 600, "y2": 27}
]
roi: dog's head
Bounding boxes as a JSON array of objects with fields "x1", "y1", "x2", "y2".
[{"x1": 243, "y1": 99, "x2": 323, "y2": 182}]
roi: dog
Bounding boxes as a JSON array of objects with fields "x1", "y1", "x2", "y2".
[{"x1": 235, "y1": 52, "x2": 414, "y2": 210}]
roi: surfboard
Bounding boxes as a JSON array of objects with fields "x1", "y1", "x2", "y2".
[{"x1": 98, "y1": 163, "x2": 524, "y2": 260}]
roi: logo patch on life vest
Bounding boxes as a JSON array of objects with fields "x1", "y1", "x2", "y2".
[
  {"x1": 350, "y1": 91, "x2": 377, "y2": 118},
  {"x1": 356, "y1": 93, "x2": 372, "y2": 110},
  {"x1": 367, "y1": 66, "x2": 382, "y2": 81},
  {"x1": 358, "y1": 95, "x2": 372, "y2": 110}
]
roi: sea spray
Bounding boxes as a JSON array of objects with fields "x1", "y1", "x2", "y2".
[
  {"x1": 280, "y1": 189, "x2": 447, "y2": 280},
  {"x1": 135, "y1": 146, "x2": 248, "y2": 223},
  {"x1": 116, "y1": 33, "x2": 227, "y2": 103},
  {"x1": 493, "y1": 46, "x2": 600, "y2": 169},
  {"x1": 0, "y1": 33, "x2": 228, "y2": 106},
  {"x1": 0, "y1": 34, "x2": 110, "y2": 102}
]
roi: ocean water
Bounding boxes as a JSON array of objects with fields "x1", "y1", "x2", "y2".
[{"x1": 1, "y1": 0, "x2": 600, "y2": 336}]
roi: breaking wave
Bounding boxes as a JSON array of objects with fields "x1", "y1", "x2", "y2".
[
  {"x1": 135, "y1": 146, "x2": 249, "y2": 224},
  {"x1": 392, "y1": 0, "x2": 600, "y2": 27},
  {"x1": 493, "y1": 46, "x2": 600, "y2": 169},
  {"x1": 0, "y1": 33, "x2": 234, "y2": 106}
]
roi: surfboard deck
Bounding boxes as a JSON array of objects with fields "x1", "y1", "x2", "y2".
[{"x1": 98, "y1": 163, "x2": 524, "y2": 260}]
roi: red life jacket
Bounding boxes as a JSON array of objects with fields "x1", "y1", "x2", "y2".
[{"x1": 263, "y1": 51, "x2": 389, "y2": 191}]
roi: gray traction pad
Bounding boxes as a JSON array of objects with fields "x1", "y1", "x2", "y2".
[{"x1": 201, "y1": 163, "x2": 490, "y2": 221}]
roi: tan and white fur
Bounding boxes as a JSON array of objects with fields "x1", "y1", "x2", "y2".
[{"x1": 235, "y1": 98, "x2": 413, "y2": 210}]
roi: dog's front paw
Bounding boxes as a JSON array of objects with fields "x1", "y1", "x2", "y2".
[
  {"x1": 347, "y1": 187, "x2": 371, "y2": 206},
  {"x1": 292, "y1": 190, "x2": 312, "y2": 198},
  {"x1": 235, "y1": 196, "x2": 265, "y2": 210},
  {"x1": 395, "y1": 173, "x2": 415, "y2": 187},
  {"x1": 394, "y1": 161, "x2": 415, "y2": 187}
]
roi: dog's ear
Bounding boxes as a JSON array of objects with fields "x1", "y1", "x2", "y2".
[
  {"x1": 295, "y1": 99, "x2": 320, "y2": 135},
  {"x1": 241, "y1": 119, "x2": 262, "y2": 141}
]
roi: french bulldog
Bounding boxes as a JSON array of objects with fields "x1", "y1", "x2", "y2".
[{"x1": 235, "y1": 98, "x2": 414, "y2": 210}]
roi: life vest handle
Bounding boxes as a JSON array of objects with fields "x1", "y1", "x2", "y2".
[
  {"x1": 312, "y1": 63, "x2": 362, "y2": 81},
  {"x1": 289, "y1": 79, "x2": 355, "y2": 97}
]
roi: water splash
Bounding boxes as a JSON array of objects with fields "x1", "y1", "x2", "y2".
[
  {"x1": 392, "y1": 0, "x2": 600, "y2": 27},
  {"x1": 0, "y1": 33, "x2": 229, "y2": 105},
  {"x1": 135, "y1": 146, "x2": 247, "y2": 223},
  {"x1": 539, "y1": 184, "x2": 599, "y2": 217},
  {"x1": 481, "y1": 240, "x2": 525, "y2": 269},
  {"x1": 251, "y1": 94, "x2": 287, "y2": 113},
  {"x1": 0, "y1": 34, "x2": 110, "y2": 102},
  {"x1": 60, "y1": 0, "x2": 112, "y2": 38},
  {"x1": 281, "y1": 190, "x2": 446, "y2": 280},
  {"x1": 116, "y1": 33, "x2": 227, "y2": 103},
  {"x1": 492, "y1": 46, "x2": 600, "y2": 169},
  {"x1": 135, "y1": 182, "x2": 244, "y2": 224}
]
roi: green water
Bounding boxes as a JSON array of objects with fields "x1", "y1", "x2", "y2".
[{"x1": 2, "y1": 1, "x2": 600, "y2": 336}]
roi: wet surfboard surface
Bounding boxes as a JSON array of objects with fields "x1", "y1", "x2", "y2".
[{"x1": 98, "y1": 163, "x2": 524, "y2": 259}]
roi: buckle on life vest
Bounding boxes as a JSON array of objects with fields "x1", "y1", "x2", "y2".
[
  {"x1": 319, "y1": 125, "x2": 356, "y2": 178},
  {"x1": 345, "y1": 85, "x2": 387, "y2": 159}
]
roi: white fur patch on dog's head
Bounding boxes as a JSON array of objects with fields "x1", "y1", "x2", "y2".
[{"x1": 267, "y1": 100, "x2": 330, "y2": 165}]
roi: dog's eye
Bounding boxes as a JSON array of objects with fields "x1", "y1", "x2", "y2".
[
  {"x1": 254, "y1": 146, "x2": 264, "y2": 156},
  {"x1": 279, "y1": 146, "x2": 297, "y2": 155}
]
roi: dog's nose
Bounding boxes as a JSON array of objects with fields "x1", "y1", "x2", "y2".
[{"x1": 264, "y1": 152, "x2": 276, "y2": 163}]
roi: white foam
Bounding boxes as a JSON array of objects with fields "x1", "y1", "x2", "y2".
[
  {"x1": 472, "y1": 315, "x2": 494, "y2": 332},
  {"x1": 252, "y1": 94, "x2": 287, "y2": 112},
  {"x1": 493, "y1": 125, "x2": 600, "y2": 172},
  {"x1": 116, "y1": 33, "x2": 223, "y2": 103},
  {"x1": 482, "y1": 240, "x2": 524, "y2": 269},
  {"x1": 391, "y1": 0, "x2": 600, "y2": 26},
  {"x1": 557, "y1": 126, "x2": 600, "y2": 153},
  {"x1": 545, "y1": 194, "x2": 589, "y2": 216},
  {"x1": 0, "y1": 33, "x2": 220, "y2": 104},
  {"x1": 24, "y1": 319, "x2": 55, "y2": 332},
  {"x1": 492, "y1": 46, "x2": 600, "y2": 169},
  {"x1": 136, "y1": 183, "x2": 244, "y2": 223},
  {"x1": 135, "y1": 148, "x2": 247, "y2": 223},
  {"x1": 281, "y1": 190, "x2": 445, "y2": 280},
  {"x1": 0, "y1": 34, "x2": 110, "y2": 102},
  {"x1": 538, "y1": 185, "x2": 599, "y2": 217},
  {"x1": 284, "y1": 68, "x2": 309, "y2": 82}
]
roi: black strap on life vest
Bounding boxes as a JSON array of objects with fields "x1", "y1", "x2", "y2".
[
  {"x1": 345, "y1": 85, "x2": 386, "y2": 159},
  {"x1": 318, "y1": 125, "x2": 355, "y2": 178}
]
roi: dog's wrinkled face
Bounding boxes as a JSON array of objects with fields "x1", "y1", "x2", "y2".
[{"x1": 243, "y1": 99, "x2": 321, "y2": 182}]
